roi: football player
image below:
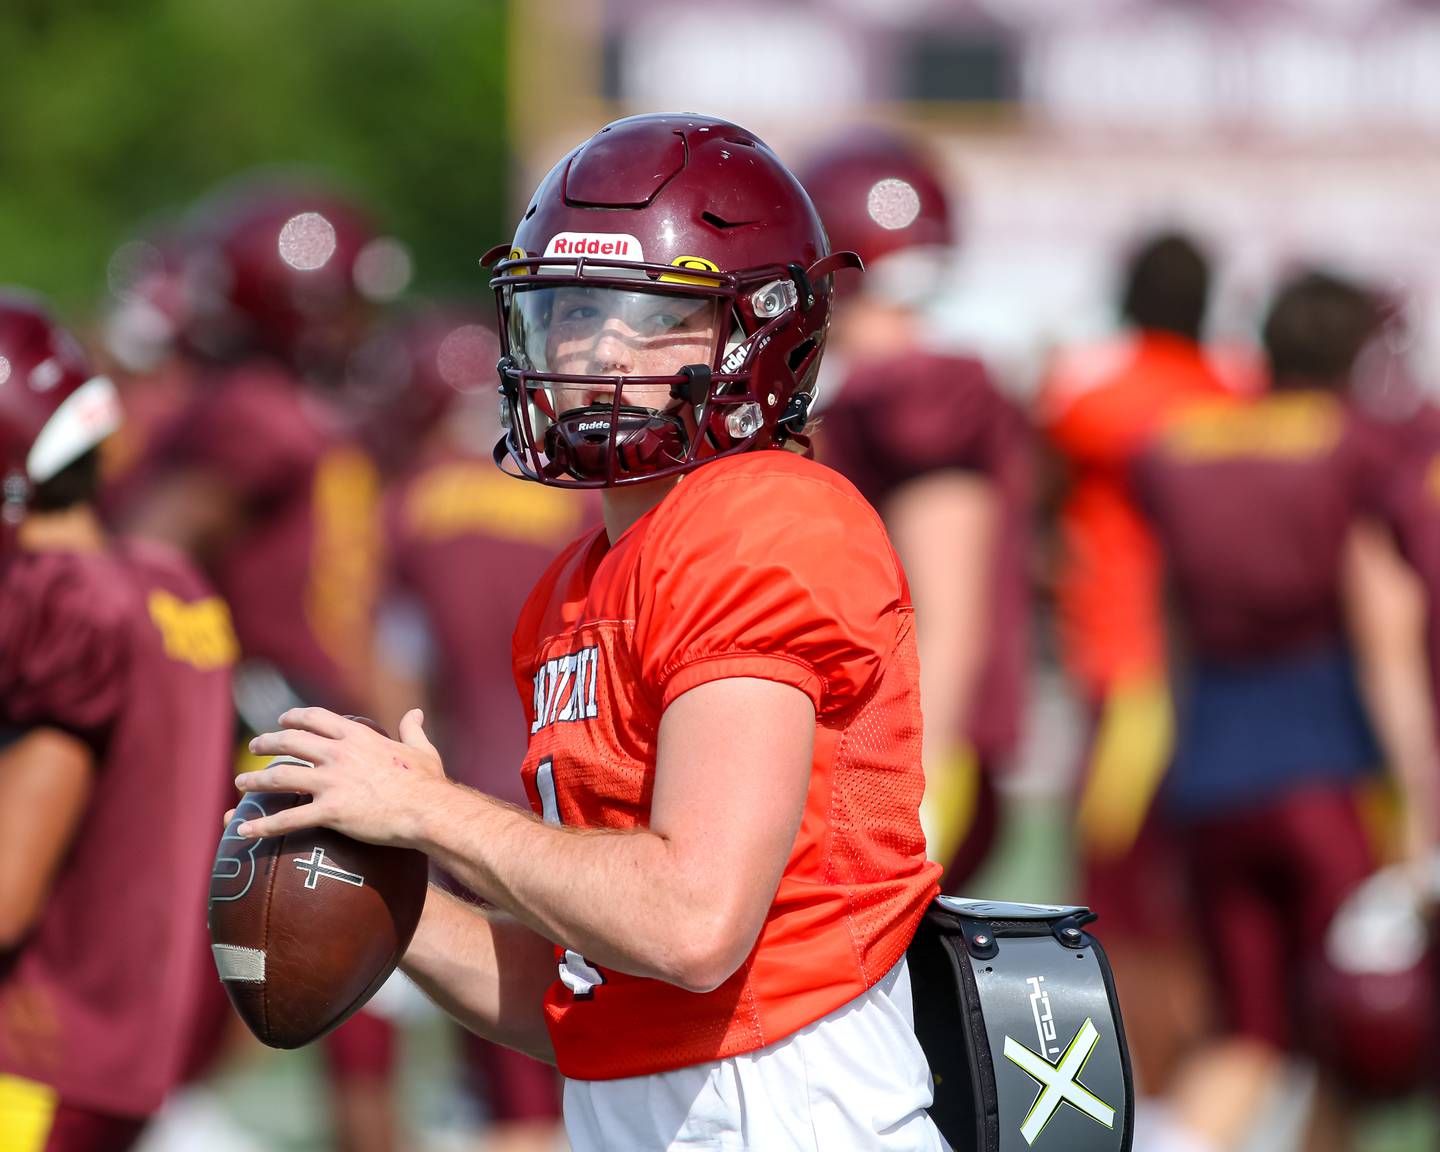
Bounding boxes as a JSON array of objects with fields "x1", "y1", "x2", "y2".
[
  {"x1": 93, "y1": 226, "x2": 204, "y2": 518},
  {"x1": 799, "y1": 128, "x2": 1030, "y2": 888},
  {"x1": 353, "y1": 306, "x2": 579, "y2": 1151},
  {"x1": 0, "y1": 293, "x2": 236, "y2": 1152},
  {"x1": 116, "y1": 180, "x2": 404, "y2": 1152},
  {"x1": 233, "y1": 113, "x2": 949, "y2": 1150},
  {"x1": 1133, "y1": 270, "x2": 1438, "y2": 1152},
  {"x1": 1036, "y1": 230, "x2": 1238, "y2": 1097}
]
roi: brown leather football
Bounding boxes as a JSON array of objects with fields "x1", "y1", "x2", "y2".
[{"x1": 207, "y1": 723, "x2": 429, "y2": 1049}]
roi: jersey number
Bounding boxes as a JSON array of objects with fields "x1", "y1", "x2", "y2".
[{"x1": 535, "y1": 757, "x2": 606, "y2": 999}]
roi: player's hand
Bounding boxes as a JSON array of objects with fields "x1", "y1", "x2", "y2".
[{"x1": 234, "y1": 708, "x2": 448, "y2": 849}]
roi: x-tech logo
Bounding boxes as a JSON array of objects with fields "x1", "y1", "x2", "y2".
[
  {"x1": 1003, "y1": 1017, "x2": 1115, "y2": 1145},
  {"x1": 294, "y1": 847, "x2": 365, "y2": 891}
]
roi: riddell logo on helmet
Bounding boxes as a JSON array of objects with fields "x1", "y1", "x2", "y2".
[{"x1": 544, "y1": 233, "x2": 644, "y2": 260}]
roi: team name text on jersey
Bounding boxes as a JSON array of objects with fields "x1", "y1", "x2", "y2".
[{"x1": 531, "y1": 645, "x2": 601, "y2": 733}]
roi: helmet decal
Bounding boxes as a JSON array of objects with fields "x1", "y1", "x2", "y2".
[
  {"x1": 26, "y1": 375, "x2": 122, "y2": 484},
  {"x1": 544, "y1": 233, "x2": 644, "y2": 260},
  {"x1": 661, "y1": 256, "x2": 724, "y2": 287}
]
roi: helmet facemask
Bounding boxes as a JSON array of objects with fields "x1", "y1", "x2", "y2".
[{"x1": 491, "y1": 254, "x2": 821, "y2": 487}]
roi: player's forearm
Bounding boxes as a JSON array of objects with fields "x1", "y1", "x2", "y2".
[
  {"x1": 0, "y1": 729, "x2": 93, "y2": 949},
  {"x1": 890, "y1": 471, "x2": 997, "y2": 771},
  {"x1": 413, "y1": 781, "x2": 742, "y2": 992},
  {"x1": 1361, "y1": 656, "x2": 1439, "y2": 842},
  {"x1": 400, "y1": 884, "x2": 556, "y2": 1063},
  {"x1": 1344, "y1": 521, "x2": 1440, "y2": 848}
]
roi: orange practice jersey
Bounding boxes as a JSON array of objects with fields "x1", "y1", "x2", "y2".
[
  {"x1": 511, "y1": 451, "x2": 941, "y2": 1080},
  {"x1": 1041, "y1": 333, "x2": 1240, "y2": 688}
]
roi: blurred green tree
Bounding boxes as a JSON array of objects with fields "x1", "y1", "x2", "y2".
[{"x1": 0, "y1": 0, "x2": 508, "y2": 318}]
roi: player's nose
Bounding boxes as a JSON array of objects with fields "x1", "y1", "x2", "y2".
[{"x1": 592, "y1": 324, "x2": 636, "y2": 376}]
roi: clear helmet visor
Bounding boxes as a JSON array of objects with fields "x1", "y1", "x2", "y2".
[{"x1": 506, "y1": 284, "x2": 721, "y2": 388}]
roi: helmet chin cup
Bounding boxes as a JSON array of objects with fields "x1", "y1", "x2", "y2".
[{"x1": 544, "y1": 404, "x2": 690, "y2": 483}]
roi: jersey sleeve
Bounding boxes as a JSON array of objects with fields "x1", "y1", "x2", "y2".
[
  {"x1": 633, "y1": 464, "x2": 906, "y2": 716},
  {"x1": 0, "y1": 554, "x2": 132, "y2": 737},
  {"x1": 1369, "y1": 435, "x2": 1440, "y2": 585}
]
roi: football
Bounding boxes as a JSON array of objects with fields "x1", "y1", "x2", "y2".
[{"x1": 207, "y1": 727, "x2": 430, "y2": 1049}]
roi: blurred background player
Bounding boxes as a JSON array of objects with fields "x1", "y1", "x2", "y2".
[
  {"x1": 351, "y1": 305, "x2": 579, "y2": 1152},
  {"x1": 800, "y1": 128, "x2": 1031, "y2": 888},
  {"x1": 1035, "y1": 229, "x2": 1240, "y2": 1103},
  {"x1": 114, "y1": 179, "x2": 408, "y2": 1152},
  {"x1": 1133, "y1": 269, "x2": 1439, "y2": 1152},
  {"x1": 0, "y1": 292, "x2": 236, "y2": 1151},
  {"x1": 93, "y1": 226, "x2": 205, "y2": 516}
]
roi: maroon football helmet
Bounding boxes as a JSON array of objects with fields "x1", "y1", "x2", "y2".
[
  {"x1": 345, "y1": 304, "x2": 499, "y2": 473},
  {"x1": 486, "y1": 113, "x2": 860, "y2": 488},
  {"x1": 186, "y1": 178, "x2": 410, "y2": 374},
  {"x1": 0, "y1": 291, "x2": 122, "y2": 541},
  {"x1": 102, "y1": 227, "x2": 201, "y2": 374},
  {"x1": 797, "y1": 128, "x2": 955, "y2": 299},
  {"x1": 1306, "y1": 864, "x2": 1438, "y2": 1099}
]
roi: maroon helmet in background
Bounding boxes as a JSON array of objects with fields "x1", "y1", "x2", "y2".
[
  {"x1": 0, "y1": 290, "x2": 123, "y2": 549},
  {"x1": 486, "y1": 112, "x2": 860, "y2": 488},
  {"x1": 102, "y1": 229, "x2": 199, "y2": 375},
  {"x1": 797, "y1": 128, "x2": 955, "y2": 301},
  {"x1": 184, "y1": 177, "x2": 411, "y2": 376},
  {"x1": 345, "y1": 304, "x2": 500, "y2": 474},
  {"x1": 1305, "y1": 864, "x2": 1438, "y2": 1099}
]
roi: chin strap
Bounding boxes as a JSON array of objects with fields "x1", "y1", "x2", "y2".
[{"x1": 777, "y1": 390, "x2": 812, "y2": 434}]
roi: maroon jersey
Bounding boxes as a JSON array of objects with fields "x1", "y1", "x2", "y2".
[
  {"x1": 156, "y1": 362, "x2": 382, "y2": 711},
  {"x1": 384, "y1": 449, "x2": 588, "y2": 802},
  {"x1": 0, "y1": 541, "x2": 236, "y2": 1116},
  {"x1": 1134, "y1": 391, "x2": 1400, "y2": 815},
  {"x1": 1135, "y1": 391, "x2": 1392, "y2": 661},
  {"x1": 817, "y1": 350, "x2": 1030, "y2": 762}
]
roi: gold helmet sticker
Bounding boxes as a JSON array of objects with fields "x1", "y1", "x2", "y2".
[
  {"x1": 660, "y1": 255, "x2": 723, "y2": 287},
  {"x1": 508, "y1": 247, "x2": 528, "y2": 275}
]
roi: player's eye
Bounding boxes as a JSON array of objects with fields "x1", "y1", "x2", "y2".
[
  {"x1": 641, "y1": 311, "x2": 687, "y2": 333},
  {"x1": 559, "y1": 304, "x2": 601, "y2": 324},
  {"x1": 637, "y1": 301, "x2": 711, "y2": 336}
]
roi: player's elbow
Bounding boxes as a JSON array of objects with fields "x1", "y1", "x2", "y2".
[
  {"x1": 0, "y1": 867, "x2": 47, "y2": 952},
  {"x1": 0, "y1": 891, "x2": 39, "y2": 952},
  {"x1": 665, "y1": 941, "x2": 744, "y2": 995},
  {"x1": 663, "y1": 907, "x2": 760, "y2": 994}
]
